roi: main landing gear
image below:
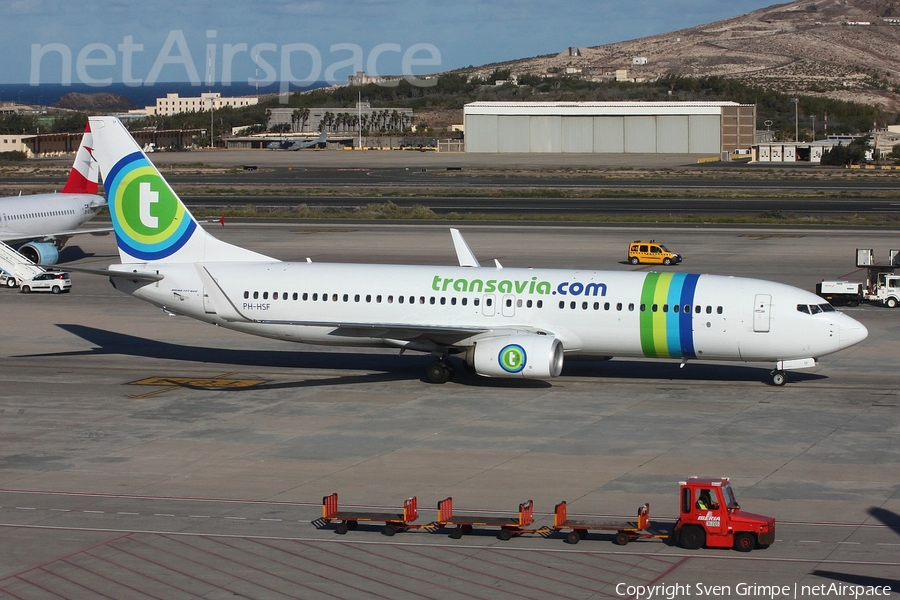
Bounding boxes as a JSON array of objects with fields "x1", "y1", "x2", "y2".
[
  {"x1": 769, "y1": 370, "x2": 787, "y2": 386},
  {"x1": 426, "y1": 359, "x2": 454, "y2": 384}
]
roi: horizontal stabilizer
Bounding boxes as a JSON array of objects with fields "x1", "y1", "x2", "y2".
[{"x1": 49, "y1": 264, "x2": 164, "y2": 282}]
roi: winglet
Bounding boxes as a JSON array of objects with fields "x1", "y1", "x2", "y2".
[{"x1": 450, "y1": 229, "x2": 480, "y2": 267}]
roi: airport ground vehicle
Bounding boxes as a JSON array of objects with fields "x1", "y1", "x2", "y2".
[
  {"x1": 322, "y1": 477, "x2": 774, "y2": 552},
  {"x1": 815, "y1": 281, "x2": 863, "y2": 306},
  {"x1": 673, "y1": 477, "x2": 775, "y2": 552},
  {"x1": 20, "y1": 271, "x2": 72, "y2": 294},
  {"x1": 865, "y1": 273, "x2": 900, "y2": 308},
  {"x1": 628, "y1": 240, "x2": 682, "y2": 265}
]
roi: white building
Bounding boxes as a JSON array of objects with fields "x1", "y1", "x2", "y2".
[
  {"x1": 463, "y1": 101, "x2": 756, "y2": 154},
  {"x1": 146, "y1": 93, "x2": 258, "y2": 117}
]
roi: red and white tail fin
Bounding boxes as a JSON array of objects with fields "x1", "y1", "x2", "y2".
[{"x1": 60, "y1": 123, "x2": 99, "y2": 194}]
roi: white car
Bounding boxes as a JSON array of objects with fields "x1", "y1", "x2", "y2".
[{"x1": 20, "y1": 272, "x2": 72, "y2": 294}]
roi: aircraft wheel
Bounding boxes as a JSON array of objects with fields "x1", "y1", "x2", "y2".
[
  {"x1": 630, "y1": 257, "x2": 640, "y2": 265},
  {"x1": 426, "y1": 360, "x2": 451, "y2": 384},
  {"x1": 566, "y1": 531, "x2": 580, "y2": 545},
  {"x1": 771, "y1": 371, "x2": 786, "y2": 386},
  {"x1": 615, "y1": 531, "x2": 630, "y2": 546},
  {"x1": 734, "y1": 532, "x2": 755, "y2": 552}
]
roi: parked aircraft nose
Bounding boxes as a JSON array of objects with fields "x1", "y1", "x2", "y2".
[{"x1": 838, "y1": 314, "x2": 868, "y2": 349}]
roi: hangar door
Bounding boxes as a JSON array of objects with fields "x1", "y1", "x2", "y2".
[
  {"x1": 466, "y1": 114, "x2": 498, "y2": 152},
  {"x1": 689, "y1": 115, "x2": 721, "y2": 154}
]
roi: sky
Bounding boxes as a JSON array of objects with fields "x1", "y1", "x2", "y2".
[{"x1": 2, "y1": 0, "x2": 781, "y2": 88}]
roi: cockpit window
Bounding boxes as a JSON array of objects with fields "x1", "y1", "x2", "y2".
[
  {"x1": 797, "y1": 304, "x2": 810, "y2": 314},
  {"x1": 810, "y1": 305, "x2": 823, "y2": 314},
  {"x1": 798, "y1": 303, "x2": 836, "y2": 314},
  {"x1": 820, "y1": 304, "x2": 835, "y2": 312}
]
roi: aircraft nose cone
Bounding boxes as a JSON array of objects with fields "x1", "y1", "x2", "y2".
[{"x1": 839, "y1": 316, "x2": 868, "y2": 349}]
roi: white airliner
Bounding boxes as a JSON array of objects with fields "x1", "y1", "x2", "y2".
[
  {"x1": 0, "y1": 124, "x2": 108, "y2": 268},
  {"x1": 83, "y1": 116, "x2": 867, "y2": 386}
]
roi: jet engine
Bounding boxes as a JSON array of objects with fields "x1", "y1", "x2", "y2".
[
  {"x1": 466, "y1": 334, "x2": 564, "y2": 379},
  {"x1": 19, "y1": 242, "x2": 60, "y2": 265}
]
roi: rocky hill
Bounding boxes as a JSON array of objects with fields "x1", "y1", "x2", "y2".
[
  {"x1": 54, "y1": 92, "x2": 137, "y2": 111},
  {"x1": 463, "y1": 0, "x2": 900, "y2": 110}
]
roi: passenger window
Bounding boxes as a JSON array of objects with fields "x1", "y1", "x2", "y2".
[
  {"x1": 663, "y1": 304, "x2": 668, "y2": 312},
  {"x1": 604, "y1": 302, "x2": 610, "y2": 310},
  {"x1": 716, "y1": 306, "x2": 723, "y2": 314},
  {"x1": 474, "y1": 298, "x2": 480, "y2": 306},
  {"x1": 283, "y1": 292, "x2": 288, "y2": 299},
  {"x1": 684, "y1": 304, "x2": 690, "y2": 313},
  {"x1": 441, "y1": 297, "x2": 447, "y2": 305},
  {"x1": 293, "y1": 293, "x2": 299, "y2": 300},
  {"x1": 419, "y1": 297, "x2": 425, "y2": 304},
  {"x1": 365, "y1": 294, "x2": 371, "y2": 302},
  {"x1": 463, "y1": 298, "x2": 468, "y2": 306},
  {"x1": 322, "y1": 294, "x2": 328, "y2": 301},
  {"x1": 593, "y1": 302, "x2": 599, "y2": 310},
  {"x1": 388, "y1": 295, "x2": 393, "y2": 303},
  {"x1": 263, "y1": 292, "x2": 269, "y2": 300},
  {"x1": 485, "y1": 298, "x2": 492, "y2": 306},
  {"x1": 312, "y1": 293, "x2": 318, "y2": 301},
  {"x1": 559, "y1": 301, "x2": 565, "y2": 309},
  {"x1": 582, "y1": 302, "x2": 588, "y2": 310},
  {"x1": 640, "y1": 304, "x2": 646, "y2": 312},
  {"x1": 706, "y1": 306, "x2": 712, "y2": 314},
  {"x1": 354, "y1": 294, "x2": 359, "y2": 302},
  {"x1": 303, "y1": 293, "x2": 309, "y2": 301},
  {"x1": 570, "y1": 301, "x2": 576, "y2": 309},
  {"x1": 430, "y1": 297, "x2": 435, "y2": 304},
  {"x1": 452, "y1": 298, "x2": 458, "y2": 306},
  {"x1": 398, "y1": 296, "x2": 404, "y2": 304},
  {"x1": 617, "y1": 303, "x2": 623, "y2": 311},
  {"x1": 527, "y1": 299, "x2": 533, "y2": 308},
  {"x1": 628, "y1": 303, "x2": 634, "y2": 311},
  {"x1": 253, "y1": 291, "x2": 259, "y2": 299},
  {"x1": 673, "y1": 304, "x2": 679, "y2": 313},
  {"x1": 537, "y1": 300, "x2": 543, "y2": 308},
  {"x1": 517, "y1": 299, "x2": 522, "y2": 308},
  {"x1": 333, "y1": 294, "x2": 339, "y2": 302},
  {"x1": 343, "y1": 294, "x2": 349, "y2": 302},
  {"x1": 651, "y1": 304, "x2": 658, "y2": 312},
  {"x1": 695, "y1": 305, "x2": 702, "y2": 314},
  {"x1": 243, "y1": 291, "x2": 249, "y2": 299},
  {"x1": 376, "y1": 295, "x2": 382, "y2": 303},
  {"x1": 506, "y1": 298, "x2": 512, "y2": 307}
]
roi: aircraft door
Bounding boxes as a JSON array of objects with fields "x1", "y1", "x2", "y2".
[
  {"x1": 202, "y1": 288, "x2": 217, "y2": 314},
  {"x1": 753, "y1": 294, "x2": 771, "y2": 333},
  {"x1": 482, "y1": 294, "x2": 496, "y2": 316},
  {"x1": 501, "y1": 294, "x2": 516, "y2": 317}
]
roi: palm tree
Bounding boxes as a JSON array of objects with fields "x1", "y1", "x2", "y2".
[{"x1": 291, "y1": 109, "x2": 302, "y2": 133}]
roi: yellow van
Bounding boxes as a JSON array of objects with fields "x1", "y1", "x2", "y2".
[{"x1": 628, "y1": 241, "x2": 682, "y2": 266}]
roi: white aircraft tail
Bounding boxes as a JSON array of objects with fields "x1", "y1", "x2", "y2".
[
  {"x1": 60, "y1": 123, "x2": 100, "y2": 194},
  {"x1": 88, "y1": 117, "x2": 274, "y2": 265}
]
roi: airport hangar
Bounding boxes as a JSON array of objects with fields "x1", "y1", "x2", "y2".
[{"x1": 463, "y1": 101, "x2": 755, "y2": 155}]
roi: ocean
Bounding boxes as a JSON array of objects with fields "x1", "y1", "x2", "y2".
[{"x1": 0, "y1": 81, "x2": 329, "y2": 109}]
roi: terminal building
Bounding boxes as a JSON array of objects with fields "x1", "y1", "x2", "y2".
[
  {"x1": 463, "y1": 101, "x2": 755, "y2": 155},
  {"x1": 145, "y1": 93, "x2": 258, "y2": 117}
]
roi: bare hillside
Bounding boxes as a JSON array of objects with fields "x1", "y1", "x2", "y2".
[{"x1": 464, "y1": 0, "x2": 900, "y2": 110}]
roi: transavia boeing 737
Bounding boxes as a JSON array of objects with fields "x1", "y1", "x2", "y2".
[
  {"x1": 82, "y1": 116, "x2": 867, "y2": 386},
  {"x1": 0, "y1": 124, "x2": 108, "y2": 269}
]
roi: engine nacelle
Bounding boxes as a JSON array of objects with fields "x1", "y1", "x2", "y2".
[
  {"x1": 19, "y1": 242, "x2": 59, "y2": 265},
  {"x1": 467, "y1": 334, "x2": 564, "y2": 379}
]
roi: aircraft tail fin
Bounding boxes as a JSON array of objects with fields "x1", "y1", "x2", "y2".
[
  {"x1": 88, "y1": 116, "x2": 274, "y2": 265},
  {"x1": 60, "y1": 123, "x2": 100, "y2": 194}
]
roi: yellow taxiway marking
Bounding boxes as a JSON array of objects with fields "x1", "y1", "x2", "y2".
[{"x1": 127, "y1": 372, "x2": 266, "y2": 398}]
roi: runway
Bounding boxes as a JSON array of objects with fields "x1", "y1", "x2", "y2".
[{"x1": 1, "y1": 223, "x2": 898, "y2": 598}]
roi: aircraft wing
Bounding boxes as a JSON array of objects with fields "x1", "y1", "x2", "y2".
[
  {"x1": 0, "y1": 226, "x2": 113, "y2": 245},
  {"x1": 259, "y1": 319, "x2": 494, "y2": 346}
]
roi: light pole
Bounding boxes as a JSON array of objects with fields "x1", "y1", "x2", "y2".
[
  {"x1": 791, "y1": 98, "x2": 799, "y2": 142},
  {"x1": 810, "y1": 115, "x2": 815, "y2": 142}
]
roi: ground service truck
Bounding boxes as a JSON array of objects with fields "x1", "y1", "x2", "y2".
[{"x1": 815, "y1": 281, "x2": 863, "y2": 306}]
